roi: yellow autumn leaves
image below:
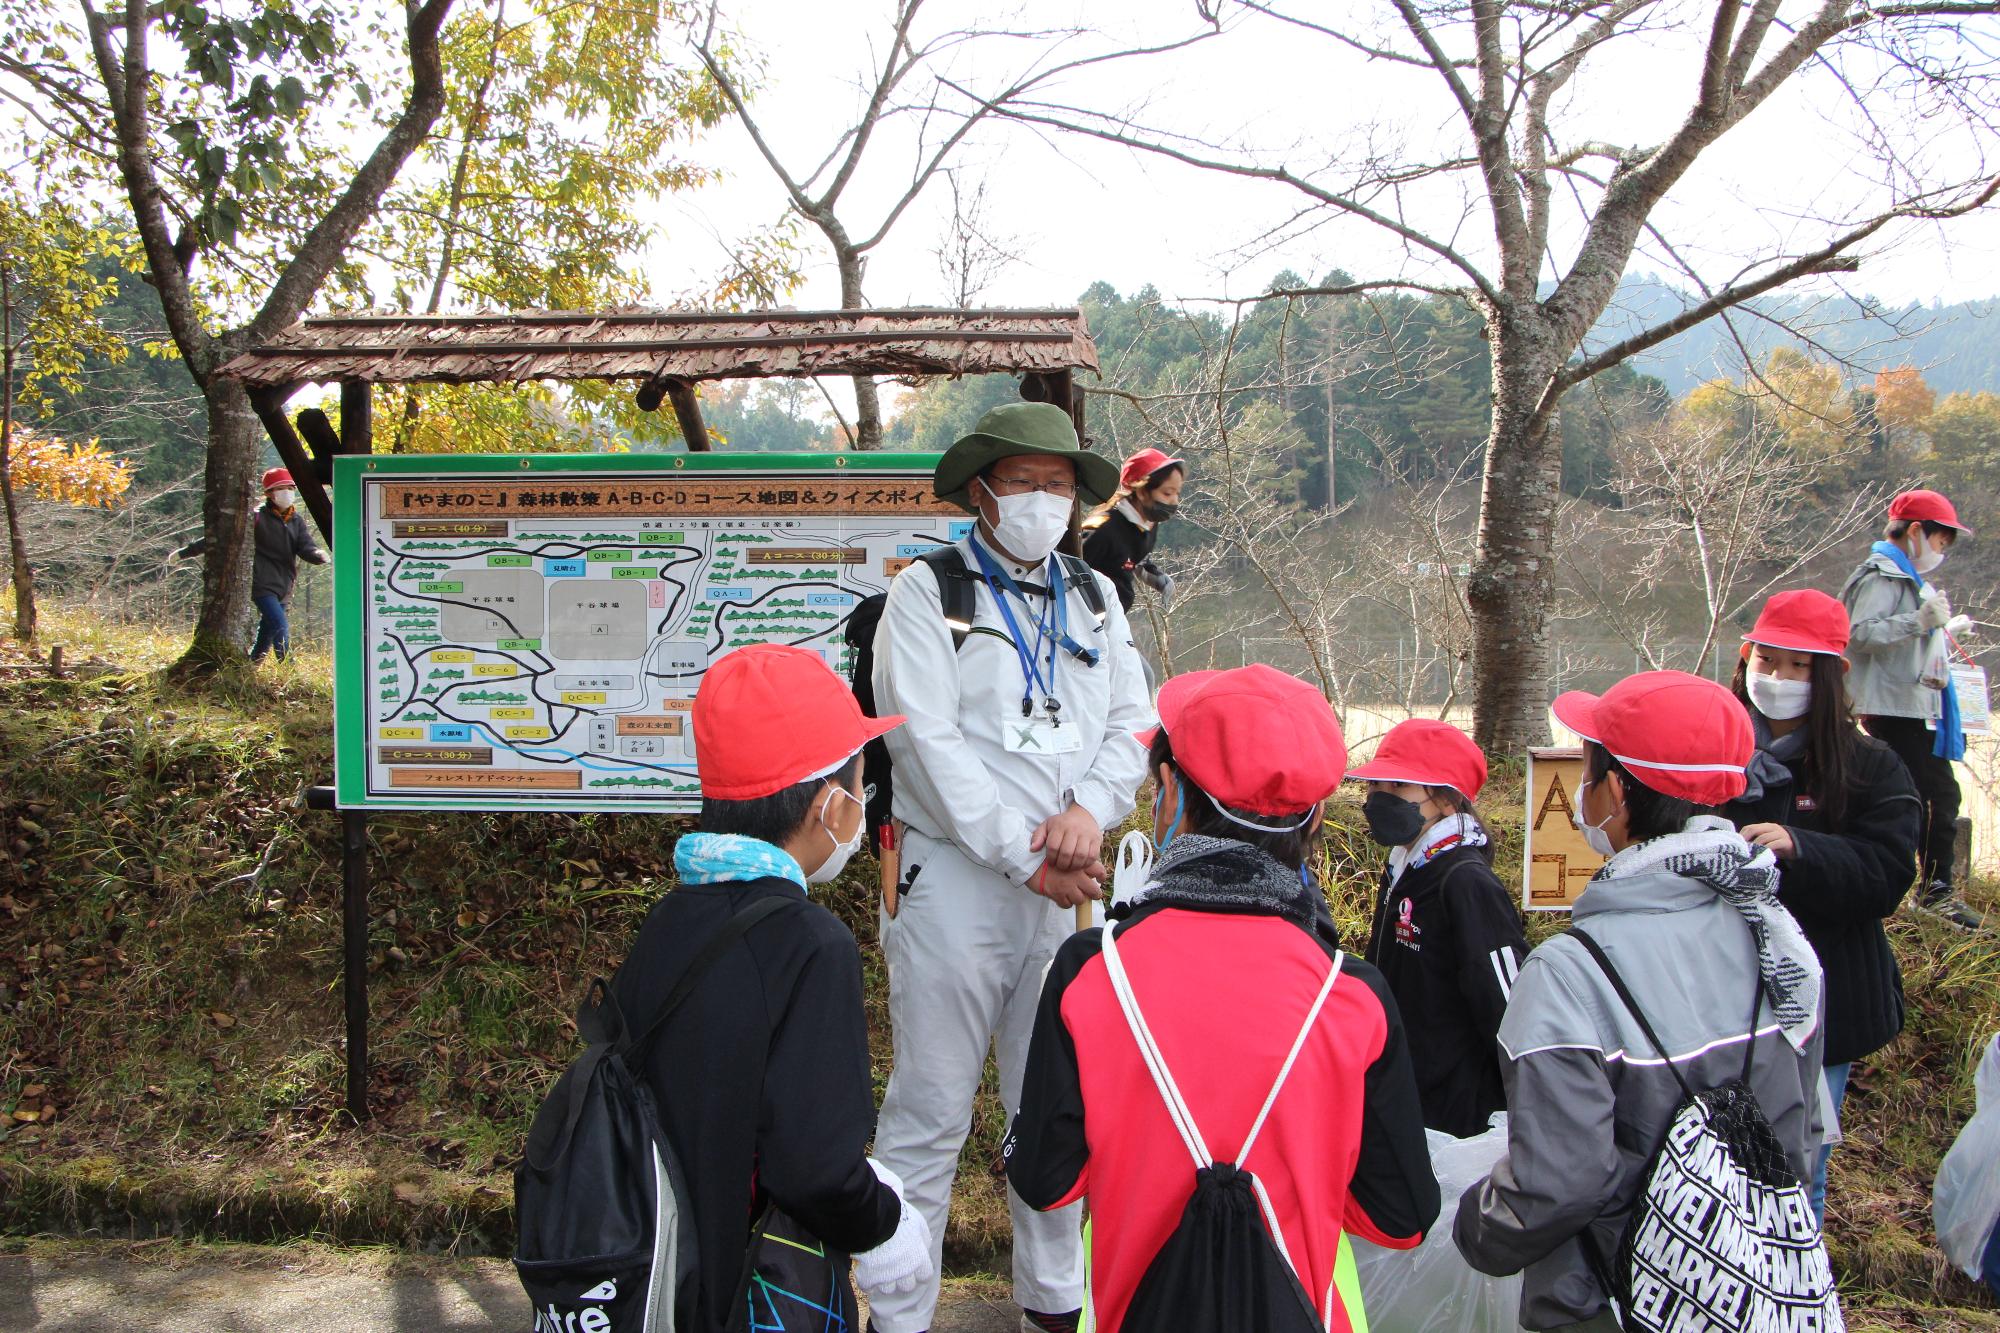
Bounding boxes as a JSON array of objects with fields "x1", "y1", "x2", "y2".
[{"x1": 6, "y1": 426, "x2": 132, "y2": 511}]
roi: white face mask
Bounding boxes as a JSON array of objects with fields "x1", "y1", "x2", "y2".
[
  {"x1": 1914, "y1": 534, "x2": 1946, "y2": 574},
  {"x1": 270, "y1": 489, "x2": 296, "y2": 509},
  {"x1": 1747, "y1": 671, "x2": 1812, "y2": 721},
  {"x1": 979, "y1": 480, "x2": 1072, "y2": 563},
  {"x1": 1573, "y1": 778, "x2": 1618, "y2": 858},
  {"x1": 806, "y1": 784, "x2": 865, "y2": 885}
]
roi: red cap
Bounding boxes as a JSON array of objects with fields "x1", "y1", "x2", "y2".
[
  {"x1": 1139, "y1": 665, "x2": 1347, "y2": 817},
  {"x1": 1346, "y1": 718, "x2": 1488, "y2": 801},
  {"x1": 262, "y1": 468, "x2": 294, "y2": 490},
  {"x1": 1120, "y1": 448, "x2": 1183, "y2": 489},
  {"x1": 1550, "y1": 670, "x2": 1752, "y2": 805},
  {"x1": 692, "y1": 644, "x2": 904, "y2": 800},
  {"x1": 1743, "y1": 589, "x2": 1849, "y2": 656},
  {"x1": 1888, "y1": 488, "x2": 1971, "y2": 534}
]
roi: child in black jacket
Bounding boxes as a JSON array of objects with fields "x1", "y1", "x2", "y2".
[
  {"x1": 1351, "y1": 719, "x2": 1528, "y2": 1138},
  {"x1": 613, "y1": 644, "x2": 933, "y2": 1331},
  {"x1": 1722, "y1": 589, "x2": 1921, "y2": 1225},
  {"x1": 1081, "y1": 448, "x2": 1183, "y2": 611}
]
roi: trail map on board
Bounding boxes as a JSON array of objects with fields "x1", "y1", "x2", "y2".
[{"x1": 334, "y1": 453, "x2": 955, "y2": 810}]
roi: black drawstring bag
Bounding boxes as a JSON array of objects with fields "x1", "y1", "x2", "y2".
[{"x1": 1100, "y1": 920, "x2": 1337, "y2": 1333}]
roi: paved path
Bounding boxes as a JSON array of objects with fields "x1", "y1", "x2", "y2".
[{"x1": 0, "y1": 1245, "x2": 1018, "y2": 1331}]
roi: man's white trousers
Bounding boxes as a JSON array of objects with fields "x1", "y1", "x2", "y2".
[{"x1": 868, "y1": 828, "x2": 1084, "y2": 1332}]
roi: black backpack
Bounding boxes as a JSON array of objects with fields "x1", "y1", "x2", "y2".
[
  {"x1": 1096, "y1": 918, "x2": 1342, "y2": 1333},
  {"x1": 515, "y1": 895, "x2": 790, "y2": 1332},
  {"x1": 843, "y1": 543, "x2": 1104, "y2": 851},
  {"x1": 1568, "y1": 929, "x2": 1842, "y2": 1333}
]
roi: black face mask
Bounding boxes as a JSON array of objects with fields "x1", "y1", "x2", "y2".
[
  {"x1": 1144, "y1": 499, "x2": 1179, "y2": 522},
  {"x1": 1362, "y1": 791, "x2": 1427, "y2": 847}
]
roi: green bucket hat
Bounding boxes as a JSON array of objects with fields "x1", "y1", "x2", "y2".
[{"x1": 933, "y1": 402, "x2": 1121, "y2": 513}]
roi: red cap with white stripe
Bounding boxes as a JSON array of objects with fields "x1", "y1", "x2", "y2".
[
  {"x1": 1550, "y1": 670, "x2": 1752, "y2": 806},
  {"x1": 1345, "y1": 718, "x2": 1488, "y2": 801}
]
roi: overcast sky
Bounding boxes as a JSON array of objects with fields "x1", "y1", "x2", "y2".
[{"x1": 647, "y1": 1, "x2": 2000, "y2": 320}]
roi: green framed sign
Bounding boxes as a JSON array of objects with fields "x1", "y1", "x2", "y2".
[{"x1": 334, "y1": 451, "x2": 955, "y2": 811}]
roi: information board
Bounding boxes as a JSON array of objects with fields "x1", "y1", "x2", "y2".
[
  {"x1": 333, "y1": 452, "x2": 956, "y2": 811},
  {"x1": 1521, "y1": 747, "x2": 1607, "y2": 911}
]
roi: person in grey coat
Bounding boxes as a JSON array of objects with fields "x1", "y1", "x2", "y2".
[
  {"x1": 1839, "y1": 487, "x2": 1979, "y2": 929},
  {"x1": 1454, "y1": 671, "x2": 1826, "y2": 1333},
  {"x1": 247, "y1": 467, "x2": 325, "y2": 662}
]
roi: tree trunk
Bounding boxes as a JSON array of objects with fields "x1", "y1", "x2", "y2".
[
  {"x1": 1468, "y1": 313, "x2": 1564, "y2": 751},
  {"x1": 0, "y1": 366, "x2": 32, "y2": 644},
  {"x1": 836, "y1": 248, "x2": 882, "y2": 450},
  {"x1": 176, "y1": 376, "x2": 261, "y2": 672},
  {"x1": 0, "y1": 267, "x2": 31, "y2": 643}
]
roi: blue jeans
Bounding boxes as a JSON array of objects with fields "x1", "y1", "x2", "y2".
[
  {"x1": 1811, "y1": 1062, "x2": 1852, "y2": 1226},
  {"x1": 251, "y1": 591, "x2": 289, "y2": 661}
]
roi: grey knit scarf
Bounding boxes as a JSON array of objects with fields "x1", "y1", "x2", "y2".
[
  {"x1": 1738, "y1": 711, "x2": 1811, "y2": 805},
  {"x1": 1121, "y1": 833, "x2": 1327, "y2": 933}
]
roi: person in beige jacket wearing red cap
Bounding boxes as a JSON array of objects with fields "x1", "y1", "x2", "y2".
[{"x1": 1455, "y1": 671, "x2": 1827, "y2": 1332}]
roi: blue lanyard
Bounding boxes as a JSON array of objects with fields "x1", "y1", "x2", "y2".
[{"x1": 970, "y1": 537, "x2": 1064, "y2": 716}]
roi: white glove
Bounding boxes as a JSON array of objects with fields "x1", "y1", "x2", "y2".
[
  {"x1": 852, "y1": 1159, "x2": 935, "y2": 1298},
  {"x1": 1918, "y1": 592, "x2": 1952, "y2": 632},
  {"x1": 1157, "y1": 573, "x2": 1176, "y2": 610},
  {"x1": 1947, "y1": 614, "x2": 1977, "y2": 640}
]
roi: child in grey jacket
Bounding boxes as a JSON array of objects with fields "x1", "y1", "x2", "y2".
[{"x1": 1454, "y1": 671, "x2": 1826, "y2": 1333}]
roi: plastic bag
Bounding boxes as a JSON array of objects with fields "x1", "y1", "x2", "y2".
[
  {"x1": 1935, "y1": 1033, "x2": 2000, "y2": 1279},
  {"x1": 1352, "y1": 1115, "x2": 1523, "y2": 1333}
]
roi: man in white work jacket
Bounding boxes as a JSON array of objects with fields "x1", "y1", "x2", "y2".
[{"x1": 866, "y1": 402, "x2": 1153, "y2": 1333}]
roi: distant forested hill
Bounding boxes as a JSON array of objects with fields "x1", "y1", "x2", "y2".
[{"x1": 1584, "y1": 275, "x2": 2000, "y2": 395}]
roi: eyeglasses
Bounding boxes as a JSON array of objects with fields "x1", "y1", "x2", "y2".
[{"x1": 985, "y1": 474, "x2": 1078, "y2": 500}]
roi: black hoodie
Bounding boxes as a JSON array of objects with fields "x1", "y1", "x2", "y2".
[
  {"x1": 1364, "y1": 835, "x2": 1527, "y2": 1138},
  {"x1": 1722, "y1": 731, "x2": 1920, "y2": 1066}
]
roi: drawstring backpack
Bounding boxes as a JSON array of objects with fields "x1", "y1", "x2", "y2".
[
  {"x1": 1099, "y1": 919, "x2": 1341, "y2": 1332},
  {"x1": 1569, "y1": 929, "x2": 1842, "y2": 1333}
]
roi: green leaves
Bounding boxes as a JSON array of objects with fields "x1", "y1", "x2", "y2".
[
  {"x1": 0, "y1": 189, "x2": 133, "y2": 408},
  {"x1": 151, "y1": 1, "x2": 347, "y2": 266}
]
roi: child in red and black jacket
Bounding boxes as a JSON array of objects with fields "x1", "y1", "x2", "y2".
[
  {"x1": 1352, "y1": 719, "x2": 1527, "y2": 1139},
  {"x1": 1005, "y1": 665, "x2": 1439, "y2": 1333}
]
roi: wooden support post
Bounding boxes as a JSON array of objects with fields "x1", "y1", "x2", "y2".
[
  {"x1": 1021, "y1": 370, "x2": 1086, "y2": 446},
  {"x1": 341, "y1": 808, "x2": 370, "y2": 1122},
  {"x1": 296, "y1": 408, "x2": 342, "y2": 486},
  {"x1": 336, "y1": 380, "x2": 372, "y2": 1122},
  {"x1": 665, "y1": 379, "x2": 712, "y2": 452},
  {"x1": 342, "y1": 379, "x2": 372, "y2": 455},
  {"x1": 1051, "y1": 368, "x2": 1085, "y2": 444},
  {"x1": 304, "y1": 784, "x2": 370, "y2": 1123},
  {"x1": 249, "y1": 389, "x2": 335, "y2": 545}
]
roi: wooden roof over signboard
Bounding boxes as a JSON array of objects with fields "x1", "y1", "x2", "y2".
[{"x1": 215, "y1": 307, "x2": 1099, "y2": 388}]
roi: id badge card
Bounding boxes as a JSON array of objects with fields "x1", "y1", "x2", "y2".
[{"x1": 1002, "y1": 711, "x2": 1083, "y2": 754}]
